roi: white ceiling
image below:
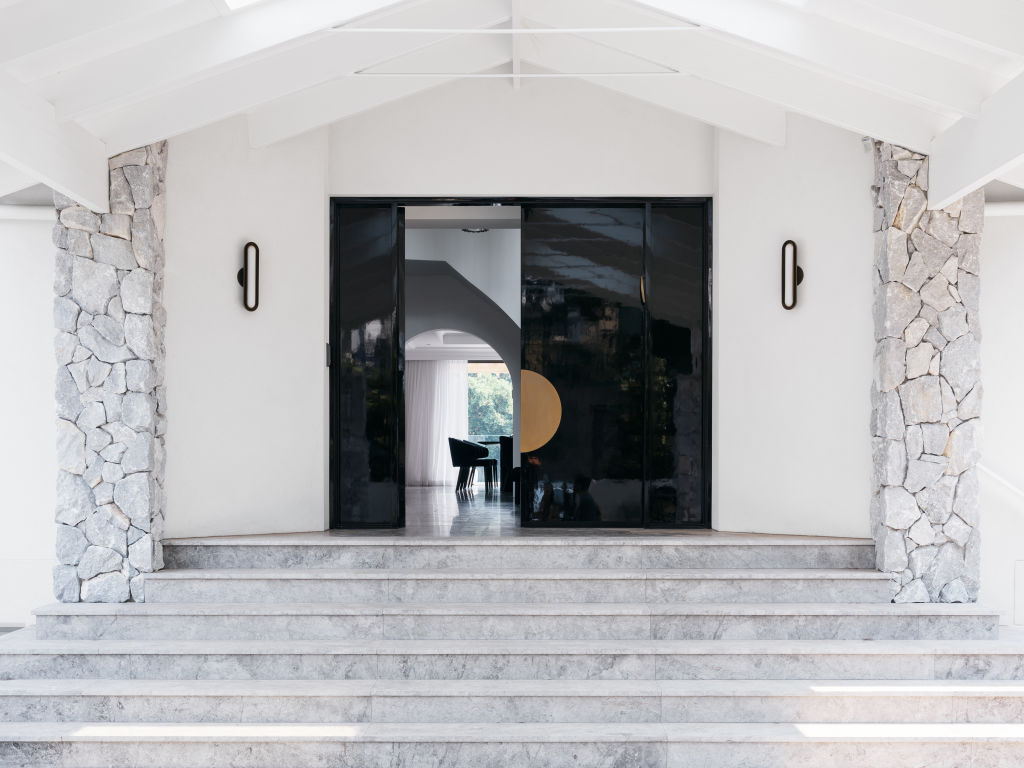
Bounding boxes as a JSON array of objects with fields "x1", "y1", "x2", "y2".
[{"x1": 3, "y1": 0, "x2": 1024, "y2": 210}]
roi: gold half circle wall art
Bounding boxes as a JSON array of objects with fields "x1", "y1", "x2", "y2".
[{"x1": 520, "y1": 370, "x2": 562, "y2": 453}]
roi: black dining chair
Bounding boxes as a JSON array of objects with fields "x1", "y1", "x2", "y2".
[{"x1": 448, "y1": 438, "x2": 498, "y2": 493}]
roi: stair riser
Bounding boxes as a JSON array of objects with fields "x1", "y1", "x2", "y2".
[
  {"x1": 145, "y1": 577, "x2": 893, "y2": 604},
  {"x1": 0, "y1": 739, "x2": 1015, "y2": 768},
  {"x1": 3, "y1": 651, "x2": 1022, "y2": 681},
  {"x1": 2, "y1": 693, "x2": 1021, "y2": 724},
  {"x1": 35, "y1": 613, "x2": 999, "y2": 642},
  {"x1": 163, "y1": 544, "x2": 876, "y2": 571}
]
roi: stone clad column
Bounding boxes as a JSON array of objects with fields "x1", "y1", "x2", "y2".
[
  {"x1": 52, "y1": 143, "x2": 167, "y2": 603},
  {"x1": 871, "y1": 142, "x2": 982, "y2": 603}
]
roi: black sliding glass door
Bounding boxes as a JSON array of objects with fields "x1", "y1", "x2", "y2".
[
  {"x1": 521, "y1": 205, "x2": 647, "y2": 526},
  {"x1": 329, "y1": 203, "x2": 404, "y2": 528},
  {"x1": 521, "y1": 201, "x2": 710, "y2": 528}
]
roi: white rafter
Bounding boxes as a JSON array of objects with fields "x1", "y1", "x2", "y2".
[
  {"x1": 81, "y1": 0, "x2": 512, "y2": 154},
  {"x1": 525, "y1": 0, "x2": 947, "y2": 150},
  {"x1": 519, "y1": 29, "x2": 787, "y2": 145},
  {"x1": 0, "y1": 160, "x2": 35, "y2": 198},
  {"x1": 630, "y1": 0, "x2": 992, "y2": 116},
  {"x1": 854, "y1": 0, "x2": 1024, "y2": 59},
  {"x1": 34, "y1": 0, "x2": 412, "y2": 122},
  {"x1": 0, "y1": 72, "x2": 108, "y2": 212},
  {"x1": 929, "y1": 71, "x2": 1024, "y2": 209}
]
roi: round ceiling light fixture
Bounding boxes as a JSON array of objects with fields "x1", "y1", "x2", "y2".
[{"x1": 461, "y1": 226, "x2": 489, "y2": 233}]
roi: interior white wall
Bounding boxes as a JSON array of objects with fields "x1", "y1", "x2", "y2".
[
  {"x1": 406, "y1": 228, "x2": 521, "y2": 325},
  {"x1": 0, "y1": 218, "x2": 57, "y2": 624},
  {"x1": 976, "y1": 215, "x2": 1024, "y2": 626},
  {"x1": 163, "y1": 117, "x2": 328, "y2": 538},
  {"x1": 714, "y1": 115, "x2": 875, "y2": 538},
  {"x1": 329, "y1": 78, "x2": 715, "y2": 197}
]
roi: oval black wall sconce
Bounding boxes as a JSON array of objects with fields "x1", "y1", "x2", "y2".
[
  {"x1": 236, "y1": 241, "x2": 259, "y2": 311},
  {"x1": 781, "y1": 239, "x2": 804, "y2": 310}
]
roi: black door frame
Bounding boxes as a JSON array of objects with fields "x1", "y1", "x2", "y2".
[{"x1": 329, "y1": 196, "x2": 713, "y2": 529}]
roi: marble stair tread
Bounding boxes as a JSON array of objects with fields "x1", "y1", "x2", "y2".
[
  {"x1": 32, "y1": 601, "x2": 998, "y2": 617},
  {"x1": 164, "y1": 533, "x2": 876, "y2": 546},
  {"x1": 5, "y1": 628, "x2": 1024, "y2": 656},
  {"x1": 145, "y1": 567, "x2": 891, "y2": 580},
  {"x1": 3, "y1": 720, "x2": 1024, "y2": 742},
  {"x1": 3, "y1": 678, "x2": 1024, "y2": 697}
]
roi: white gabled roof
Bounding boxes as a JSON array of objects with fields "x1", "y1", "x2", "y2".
[{"x1": 1, "y1": 0, "x2": 1023, "y2": 210}]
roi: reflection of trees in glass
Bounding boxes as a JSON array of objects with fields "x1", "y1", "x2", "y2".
[{"x1": 468, "y1": 369, "x2": 512, "y2": 435}]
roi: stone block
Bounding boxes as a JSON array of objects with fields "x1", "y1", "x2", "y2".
[
  {"x1": 956, "y1": 233, "x2": 981, "y2": 275},
  {"x1": 873, "y1": 337, "x2": 905, "y2": 391},
  {"x1": 872, "y1": 438, "x2": 906, "y2": 487},
  {"x1": 871, "y1": 388, "x2": 905, "y2": 439},
  {"x1": 957, "y1": 384, "x2": 982, "y2": 420},
  {"x1": 108, "y1": 169, "x2": 134, "y2": 215},
  {"x1": 77, "y1": 326, "x2": 132, "y2": 364},
  {"x1": 120, "y1": 269, "x2": 154, "y2": 314},
  {"x1": 55, "y1": 471, "x2": 93, "y2": 526},
  {"x1": 71, "y1": 258, "x2": 118, "y2": 315},
  {"x1": 874, "y1": 282, "x2": 921, "y2": 339},
  {"x1": 875, "y1": 228, "x2": 909, "y2": 281},
  {"x1": 893, "y1": 186, "x2": 926, "y2": 232},
  {"x1": 122, "y1": 392, "x2": 156, "y2": 431},
  {"x1": 937, "y1": 307, "x2": 968, "y2": 341},
  {"x1": 109, "y1": 148, "x2": 149, "y2": 169},
  {"x1": 940, "y1": 333, "x2": 980, "y2": 401},
  {"x1": 121, "y1": 431, "x2": 154, "y2": 473},
  {"x1": 114, "y1": 473, "x2": 152, "y2": 530},
  {"x1": 926, "y1": 210, "x2": 961, "y2": 246},
  {"x1": 128, "y1": 533, "x2": 155, "y2": 572},
  {"x1": 920, "y1": 423, "x2": 949, "y2": 455},
  {"x1": 53, "y1": 565, "x2": 80, "y2": 602},
  {"x1": 92, "y1": 314, "x2": 125, "y2": 346},
  {"x1": 879, "y1": 486, "x2": 920, "y2": 530},
  {"x1": 944, "y1": 419, "x2": 981, "y2": 476},
  {"x1": 80, "y1": 571, "x2": 129, "y2": 603},
  {"x1": 56, "y1": 419, "x2": 86, "y2": 474},
  {"x1": 124, "y1": 165, "x2": 158, "y2": 208},
  {"x1": 894, "y1": 578, "x2": 929, "y2": 603},
  {"x1": 920, "y1": 275, "x2": 955, "y2": 312},
  {"x1": 124, "y1": 313, "x2": 157, "y2": 360},
  {"x1": 125, "y1": 360, "x2": 154, "y2": 392},
  {"x1": 907, "y1": 515, "x2": 935, "y2": 546},
  {"x1": 877, "y1": 526, "x2": 909, "y2": 572},
  {"x1": 53, "y1": 297, "x2": 79, "y2": 332},
  {"x1": 75, "y1": 402, "x2": 106, "y2": 432},
  {"x1": 943, "y1": 514, "x2": 973, "y2": 547},
  {"x1": 958, "y1": 270, "x2": 980, "y2": 312},
  {"x1": 130, "y1": 209, "x2": 161, "y2": 269},
  {"x1": 917, "y1": 475, "x2": 956, "y2": 525},
  {"x1": 904, "y1": 341, "x2": 932, "y2": 380},
  {"x1": 56, "y1": 366, "x2": 83, "y2": 421},
  {"x1": 59, "y1": 207, "x2": 100, "y2": 233},
  {"x1": 922, "y1": 542, "x2": 966, "y2": 600},
  {"x1": 77, "y1": 545, "x2": 122, "y2": 580},
  {"x1": 905, "y1": 457, "x2": 948, "y2": 493},
  {"x1": 55, "y1": 524, "x2": 89, "y2": 565},
  {"x1": 959, "y1": 189, "x2": 984, "y2": 234},
  {"x1": 898, "y1": 376, "x2": 942, "y2": 424},
  {"x1": 100, "y1": 213, "x2": 132, "y2": 240},
  {"x1": 904, "y1": 317, "x2": 928, "y2": 347},
  {"x1": 83, "y1": 506, "x2": 129, "y2": 556}
]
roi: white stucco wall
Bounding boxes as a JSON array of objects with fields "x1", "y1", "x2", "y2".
[
  {"x1": 714, "y1": 115, "x2": 875, "y2": 538},
  {"x1": 162, "y1": 83, "x2": 877, "y2": 540},
  {"x1": 976, "y1": 214, "x2": 1024, "y2": 625},
  {"x1": 163, "y1": 117, "x2": 329, "y2": 538},
  {"x1": 0, "y1": 217, "x2": 57, "y2": 625}
]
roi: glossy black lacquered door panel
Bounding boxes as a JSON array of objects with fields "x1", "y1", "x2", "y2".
[
  {"x1": 330, "y1": 204, "x2": 404, "y2": 528},
  {"x1": 521, "y1": 205, "x2": 645, "y2": 527},
  {"x1": 646, "y1": 203, "x2": 709, "y2": 526}
]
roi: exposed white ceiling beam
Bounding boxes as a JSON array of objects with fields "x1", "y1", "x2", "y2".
[
  {"x1": 83, "y1": 0, "x2": 511, "y2": 154},
  {"x1": 36, "y1": 0, "x2": 411, "y2": 122},
  {"x1": 525, "y1": 0, "x2": 946, "y2": 150},
  {"x1": 785, "y1": 0, "x2": 1021, "y2": 78},
  {"x1": 854, "y1": 0, "x2": 1024, "y2": 59},
  {"x1": 247, "y1": 34, "x2": 512, "y2": 148},
  {"x1": 519, "y1": 30, "x2": 787, "y2": 145},
  {"x1": 0, "y1": 159, "x2": 35, "y2": 198},
  {"x1": 630, "y1": 0, "x2": 992, "y2": 116},
  {"x1": 929, "y1": 71, "x2": 1024, "y2": 209},
  {"x1": 0, "y1": 0, "x2": 184, "y2": 65},
  {"x1": 0, "y1": 72, "x2": 108, "y2": 212},
  {"x1": 511, "y1": 0, "x2": 521, "y2": 89},
  {"x1": 5, "y1": 0, "x2": 219, "y2": 83},
  {"x1": 995, "y1": 164, "x2": 1024, "y2": 191}
]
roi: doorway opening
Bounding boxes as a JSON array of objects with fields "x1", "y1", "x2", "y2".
[{"x1": 329, "y1": 198, "x2": 711, "y2": 532}]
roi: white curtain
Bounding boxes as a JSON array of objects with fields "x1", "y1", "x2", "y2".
[{"x1": 405, "y1": 360, "x2": 469, "y2": 486}]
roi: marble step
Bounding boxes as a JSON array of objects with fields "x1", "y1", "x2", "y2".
[
  {"x1": 5, "y1": 630, "x2": 1023, "y2": 681},
  {"x1": 2, "y1": 721, "x2": 1024, "y2": 768},
  {"x1": 163, "y1": 533, "x2": 876, "y2": 571},
  {"x1": 2, "y1": 679, "x2": 1022, "y2": 724},
  {"x1": 33, "y1": 602, "x2": 998, "y2": 642},
  {"x1": 144, "y1": 567, "x2": 893, "y2": 604}
]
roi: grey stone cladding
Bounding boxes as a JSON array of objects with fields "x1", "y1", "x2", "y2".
[
  {"x1": 871, "y1": 141, "x2": 982, "y2": 603},
  {"x1": 52, "y1": 143, "x2": 167, "y2": 603}
]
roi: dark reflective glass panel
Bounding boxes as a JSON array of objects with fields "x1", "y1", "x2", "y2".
[
  {"x1": 646, "y1": 204, "x2": 708, "y2": 525},
  {"x1": 330, "y1": 204, "x2": 404, "y2": 528},
  {"x1": 521, "y1": 206, "x2": 645, "y2": 526}
]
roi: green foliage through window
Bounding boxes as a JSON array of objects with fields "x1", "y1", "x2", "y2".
[{"x1": 468, "y1": 367, "x2": 512, "y2": 436}]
